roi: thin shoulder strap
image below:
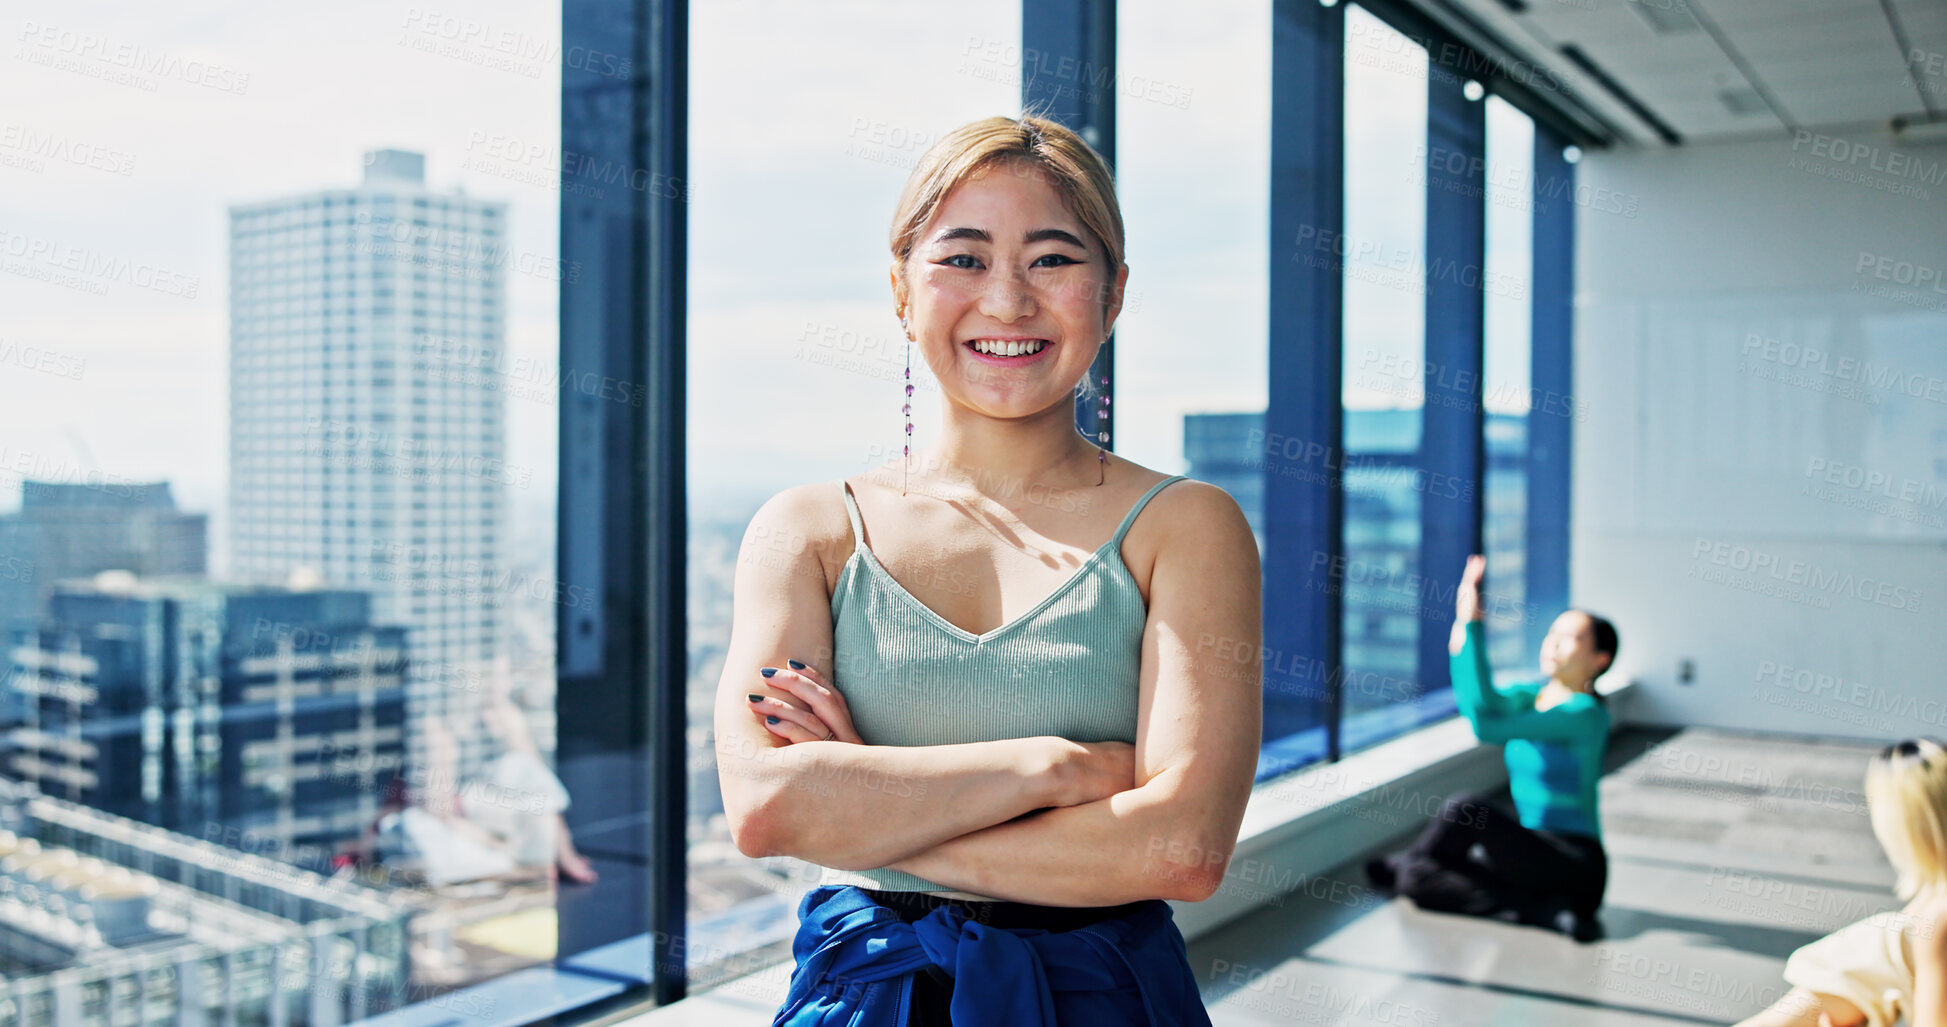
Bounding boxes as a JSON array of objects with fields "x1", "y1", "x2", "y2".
[
  {"x1": 837, "y1": 479, "x2": 866, "y2": 555},
  {"x1": 1111, "y1": 475, "x2": 1189, "y2": 545}
]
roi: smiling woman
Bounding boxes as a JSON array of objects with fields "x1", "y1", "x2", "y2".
[
  {"x1": 711, "y1": 115, "x2": 1262, "y2": 1026},
  {"x1": 886, "y1": 118, "x2": 1128, "y2": 493}
]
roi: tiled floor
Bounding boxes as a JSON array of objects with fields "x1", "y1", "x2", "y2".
[
  {"x1": 1187, "y1": 727, "x2": 1898, "y2": 1025},
  {"x1": 629, "y1": 727, "x2": 1896, "y2": 1025}
]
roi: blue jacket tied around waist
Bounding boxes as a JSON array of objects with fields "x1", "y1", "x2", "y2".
[{"x1": 771, "y1": 886, "x2": 1213, "y2": 1026}]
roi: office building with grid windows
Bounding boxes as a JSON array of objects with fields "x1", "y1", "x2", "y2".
[{"x1": 226, "y1": 150, "x2": 512, "y2": 793}]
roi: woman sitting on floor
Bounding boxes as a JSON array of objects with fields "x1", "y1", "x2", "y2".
[{"x1": 1366, "y1": 554, "x2": 1618, "y2": 942}]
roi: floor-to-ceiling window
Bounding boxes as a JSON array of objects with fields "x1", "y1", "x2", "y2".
[
  {"x1": 1338, "y1": 4, "x2": 1435, "y2": 752},
  {"x1": 1483, "y1": 95, "x2": 1538, "y2": 674},
  {"x1": 0, "y1": 2, "x2": 566, "y2": 1023},
  {"x1": 682, "y1": 1, "x2": 1020, "y2": 990},
  {"x1": 1117, "y1": 0, "x2": 1270, "y2": 554}
]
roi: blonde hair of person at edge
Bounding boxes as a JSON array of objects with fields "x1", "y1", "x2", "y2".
[
  {"x1": 1734, "y1": 738, "x2": 1947, "y2": 1027},
  {"x1": 712, "y1": 113, "x2": 1261, "y2": 1025}
]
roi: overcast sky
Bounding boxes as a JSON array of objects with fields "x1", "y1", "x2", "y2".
[{"x1": 1, "y1": 0, "x2": 1489, "y2": 544}]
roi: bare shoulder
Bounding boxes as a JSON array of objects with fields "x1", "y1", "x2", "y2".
[
  {"x1": 1115, "y1": 465, "x2": 1259, "y2": 592},
  {"x1": 740, "y1": 479, "x2": 856, "y2": 581},
  {"x1": 1142, "y1": 475, "x2": 1258, "y2": 558},
  {"x1": 749, "y1": 479, "x2": 851, "y2": 531},
  {"x1": 1149, "y1": 475, "x2": 1248, "y2": 517}
]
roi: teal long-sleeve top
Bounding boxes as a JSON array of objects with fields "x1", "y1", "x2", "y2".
[{"x1": 1451, "y1": 621, "x2": 1608, "y2": 840}]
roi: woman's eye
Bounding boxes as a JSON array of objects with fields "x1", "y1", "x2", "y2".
[
  {"x1": 1031, "y1": 253, "x2": 1079, "y2": 268},
  {"x1": 939, "y1": 254, "x2": 982, "y2": 270}
]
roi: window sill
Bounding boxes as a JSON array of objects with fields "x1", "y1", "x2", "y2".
[{"x1": 384, "y1": 677, "x2": 1638, "y2": 1027}]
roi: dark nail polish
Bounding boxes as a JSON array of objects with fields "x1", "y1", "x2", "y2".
[
  {"x1": 746, "y1": 693, "x2": 763, "y2": 704},
  {"x1": 787, "y1": 659, "x2": 806, "y2": 670},
  {"x1": 759, "y1": 667, "x2": 777, "y2": 678},
  {"x1": 765, "y1": 715, "x2": 780, "y2": 725}
]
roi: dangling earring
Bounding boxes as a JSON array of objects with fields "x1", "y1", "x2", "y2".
[
  {"x1": 1094, "y1": 343, "x2": 1111, "y2": 486},
  {"x1": 901, "y1": 314, "x2": 914, "y2": 497}
]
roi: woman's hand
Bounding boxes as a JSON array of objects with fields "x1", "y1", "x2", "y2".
[
  {"x1": 1455, "y1": 553, "x2": 1486, "y2": 624},
  {"x1": 1450, "y1": 553, "x2": 1487, "y2": 656},
  {"x1": 1051, "y1": 739, "x2": 1137, "y2": 807},
  {"x1": 747, "y1": 660, "x2": 861, "y2": 744}
]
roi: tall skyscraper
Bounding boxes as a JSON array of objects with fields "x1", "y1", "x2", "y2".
[{"x1": 227, "y1": 149, "x2": 511, "y2": 790}]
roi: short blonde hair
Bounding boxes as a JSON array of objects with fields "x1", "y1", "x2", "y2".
[
  {"x1": 1866, "y1": 738, "x2": 1947, "y2": 900},
  {"x1": 888, "y1": 115, "x2": 1124, "y2": 308}
]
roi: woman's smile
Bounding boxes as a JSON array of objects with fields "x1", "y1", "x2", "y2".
[{"x1": 962, "y1": 337, "x2": 1054, "y2": 367}]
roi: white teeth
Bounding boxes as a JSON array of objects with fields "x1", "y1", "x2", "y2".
[{"x1": 971, "y1": 339, "x2": 1046, "y2": 356}]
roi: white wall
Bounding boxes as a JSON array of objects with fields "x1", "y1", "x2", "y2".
[{"x1": 1573, "y1": 129, "x2": 1947, "y2": 741}]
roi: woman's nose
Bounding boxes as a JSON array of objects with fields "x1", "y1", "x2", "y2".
[{"x1": 976, "y1": 274, "x2": 1036, "y2": 322}]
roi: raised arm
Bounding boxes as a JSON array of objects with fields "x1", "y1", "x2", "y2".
[
  {"x1": 884, "y1": 481, "x2": 1263, "y2": 906},
  {"x1": 715, "y1": 484, "x2": 1124, "y2": 871},
  {"x1": 1449, "y1": 555, "x2": 1524, "y2": 720}
]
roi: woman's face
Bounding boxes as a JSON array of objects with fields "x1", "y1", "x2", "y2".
[
  {"x1": 898, "y1": 162, "x2": 1125, "y2": 423},
  {"x1": 1539, "y1": 611, "x2": 1609, "y2": 682}
]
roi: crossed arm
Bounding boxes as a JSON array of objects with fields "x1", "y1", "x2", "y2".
[{"x1": 713, "y1": 480, "x2": 1263, "y2": 906}]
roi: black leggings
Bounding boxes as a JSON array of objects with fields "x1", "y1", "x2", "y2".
[
  {"x1": 1385, "y1": 793, "x2": 1607, "y2": 919},
  {"x1": 857, "y1": 889, "x2": 1148, "y2": 1026}
]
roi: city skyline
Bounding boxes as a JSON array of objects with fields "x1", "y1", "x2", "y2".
[{"x1": 0, "y1": 0, "x2": 1469, "y2": 538}]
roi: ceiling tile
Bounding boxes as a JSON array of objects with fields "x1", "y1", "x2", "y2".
[
  {"x1": 1701, "y1": 0, "x2": 1881, "y2": 29},
  {"x1": 1447, "y1": 0, "x2": 1942, "y2": 142}
]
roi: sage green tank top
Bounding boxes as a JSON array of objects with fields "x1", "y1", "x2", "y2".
[{"x1": 818, "y1": 473, "x2": 1188, "y2": 896}]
